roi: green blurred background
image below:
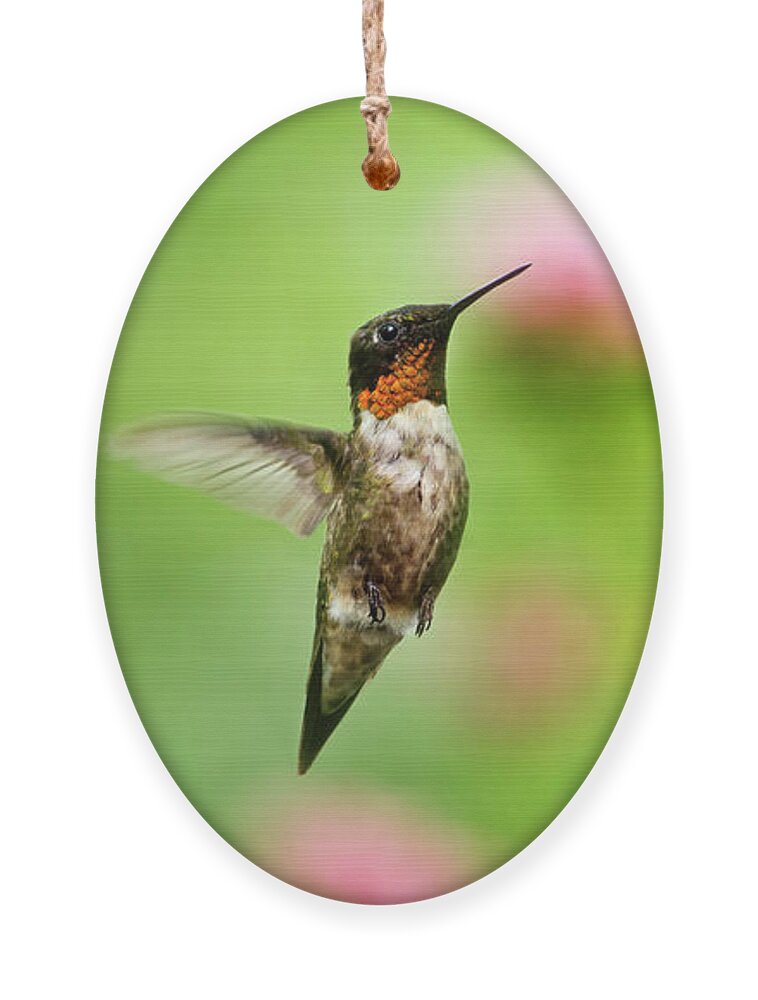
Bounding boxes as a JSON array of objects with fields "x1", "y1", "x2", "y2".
[{"x1": 97, "y1": 98, "x2": 661, "y2": 904}]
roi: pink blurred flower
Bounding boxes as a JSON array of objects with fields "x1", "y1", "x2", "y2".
[
  {"x1": 256, "y1": 790, "x2": 482, "y2": 905},
  {"x1": 464, "y1": 580, "x2": 602, "y2": 728},
  {"x1": 454, "y1": 170, "x2": 640, "y2": 352}
]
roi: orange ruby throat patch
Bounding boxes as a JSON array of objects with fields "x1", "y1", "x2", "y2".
[{"x1": 356, "y1": 340, "x2": 441, "y2": 419}]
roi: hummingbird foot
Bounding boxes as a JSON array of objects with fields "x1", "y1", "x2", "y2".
[
  {"x1": 416, "y1": 590, "x2": 435, "y2": 636},
  {"x1": 364, "y1": 579, "x2": 386, "y2": 624}
]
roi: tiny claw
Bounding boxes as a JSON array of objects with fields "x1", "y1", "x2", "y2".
[
  {"x1": 416, "y1": 590, "x2": 435, "y2": 637},
  {"x1": 364, "y1": 580, "x2": 386, "y2": 625}
]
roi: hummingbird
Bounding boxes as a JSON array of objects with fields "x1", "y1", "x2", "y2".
[{"x1": 113, "y1": 263, "x2": 531, "y2": 773}]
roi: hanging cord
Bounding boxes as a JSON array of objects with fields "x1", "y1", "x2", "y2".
[{"x1": 361, "y1": 0, "x2": 400, "y2": 190}]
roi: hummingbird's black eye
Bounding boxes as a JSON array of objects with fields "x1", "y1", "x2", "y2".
[{"x1": 377, "y1": 321, "x2": 400, "y2": 343}]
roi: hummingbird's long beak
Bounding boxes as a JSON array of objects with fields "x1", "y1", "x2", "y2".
[{"x1": 448, "y1": 263, "x2": 532, "y2": 320}]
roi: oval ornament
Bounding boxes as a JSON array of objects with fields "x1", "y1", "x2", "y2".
[{"x1": 97, "y1": 98, "x2": 662, "y2": 904}]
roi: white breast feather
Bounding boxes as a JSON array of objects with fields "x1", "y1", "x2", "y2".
[{"x1": 357, "y1": 402, "x2": 462, "y2": 495}]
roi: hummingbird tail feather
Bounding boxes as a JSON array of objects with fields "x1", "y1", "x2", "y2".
[{"x1": 298, "y1": 640, "x2": 362, "y2": 775}]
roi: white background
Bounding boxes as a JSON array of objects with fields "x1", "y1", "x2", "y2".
[{"x1": 3, "y1": 1, "x2": 756, "y2": 996}]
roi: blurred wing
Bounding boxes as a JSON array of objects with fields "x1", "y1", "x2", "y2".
[{"x1": 111, "y1": 413, "x2": 348, "y2": 537}]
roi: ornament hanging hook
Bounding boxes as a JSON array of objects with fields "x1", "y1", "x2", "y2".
[{"x1": 361, "y1": 0, "x2": 400, "y2": 190}]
